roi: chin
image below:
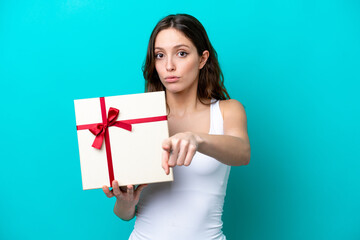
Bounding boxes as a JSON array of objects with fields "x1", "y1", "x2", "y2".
[
  {"x1": 165, "y1": 88, "x2": 183, "y2": 94},
  {"x1": 164, "y1": 85, "x2": 184, "y2": 94},
  {"x1": 164, "y1": 81, "x2": 196, "y2": 95}
]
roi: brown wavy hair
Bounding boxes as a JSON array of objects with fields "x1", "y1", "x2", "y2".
[{"x1": 142, "y1": 14, "x2": 230, "y2": 103}]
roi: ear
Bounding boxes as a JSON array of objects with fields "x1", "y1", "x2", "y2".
[{"x1": 199, "y1": 50, "x2": 209, "y2": 70}]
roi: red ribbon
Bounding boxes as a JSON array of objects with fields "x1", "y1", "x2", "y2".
[{"x1": 76, "y1": 97, "x2": 167, "y2": 187}]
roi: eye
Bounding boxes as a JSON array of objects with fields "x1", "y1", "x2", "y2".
[
  {"x1": 177, "y1": 51, "x2": 188, "y2": 57},
  {"x1": 155, "y1": 53, "x2": 164, "y2": 59}
]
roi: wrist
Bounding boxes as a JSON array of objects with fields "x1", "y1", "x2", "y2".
[
  {"x1": 115, "y1": 198, "x2": 136, "y2": 211},
  {"x1": 194, "y1": 132, "x2": 205, "y2": 150},
  {"x1": 114, "y1": 199, "x2": 136, "y2": 220}
]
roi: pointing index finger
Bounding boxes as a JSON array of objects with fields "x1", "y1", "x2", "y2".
[{"x1": 162, "y1": 149, "x2": 170, "y2": 175}]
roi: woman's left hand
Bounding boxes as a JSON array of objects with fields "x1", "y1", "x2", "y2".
[{"x1": 161, "y1": 132, "x2": 200, "y2": 174}]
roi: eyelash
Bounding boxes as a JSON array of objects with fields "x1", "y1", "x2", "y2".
[
  {"x1": 154, "y1": 51, "x2": 188, "y2": 59},
  {"x1": 155, "y1": 53, "x2": 164, "y2": 59},
  {"x1": 177, "y1": 51, "x2": 188, "y2": 57}
]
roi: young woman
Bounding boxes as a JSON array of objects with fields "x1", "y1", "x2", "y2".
[{"x1": 103, "y1": 14, "x2": 250, "y2": 240}]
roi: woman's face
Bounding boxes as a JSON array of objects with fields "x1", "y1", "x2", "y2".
[{"x1": 154, "y1": 28, "x2": 208, "y2": 94}]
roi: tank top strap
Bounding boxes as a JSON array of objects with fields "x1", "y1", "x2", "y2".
[{"x1": 209, "y1": 99, "x2": 224, "y2": 135}]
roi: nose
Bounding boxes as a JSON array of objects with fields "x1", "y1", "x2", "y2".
[{"x1": 166, "y1": 56, "x2": 175, "y2": 72}]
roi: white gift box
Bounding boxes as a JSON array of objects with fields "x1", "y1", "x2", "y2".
[{"x1": 74, "y1": 91, "x2": 173, "y2": 190}]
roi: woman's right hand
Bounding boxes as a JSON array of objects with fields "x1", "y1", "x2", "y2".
[{"x1": 102, "y1": 180, "x2": 147, "y2": 220}]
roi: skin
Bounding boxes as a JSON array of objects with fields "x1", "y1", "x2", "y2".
[{"x1": 103, "y1": 28, "x2": 251, "y2": 221}]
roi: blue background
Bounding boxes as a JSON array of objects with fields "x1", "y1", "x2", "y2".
[{"x1": 1, "y1": 0, "x2": 359, "y2": 239}]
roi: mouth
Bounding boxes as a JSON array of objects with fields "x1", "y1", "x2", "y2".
[{"x1": 164, "y1": 76, "x2": 180, "y2": 83}]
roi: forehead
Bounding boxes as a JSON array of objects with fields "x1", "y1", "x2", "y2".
[{"x1": 154, "y1": 28, "x2": 195, "y2": 49}]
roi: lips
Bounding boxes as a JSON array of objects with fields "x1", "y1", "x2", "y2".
[{"x1": 165, "y1": 76, "x2": 180, "y2": 83}]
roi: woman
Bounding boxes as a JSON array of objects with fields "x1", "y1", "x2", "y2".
[{"x1": 103, "y1": 14, "x2": 250, "y2": 240}]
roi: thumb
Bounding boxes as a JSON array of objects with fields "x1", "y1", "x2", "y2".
[
  {"x1": 134, "y1": 184, "x2": 148, "y2": 199},
  {"x1": 136, "y1": 184, "x2": 148, "y2": 192}
]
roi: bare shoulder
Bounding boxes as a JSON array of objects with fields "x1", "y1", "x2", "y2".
[
  {"x1": 219, "y1": 98, "x2": 244, "y2": 109},
  {"x1": 219, "y1": 99, "x2": 246, "y2": 119},
  {"x1": 219, "y1": 99, "x2": 248, "y2": 136}
]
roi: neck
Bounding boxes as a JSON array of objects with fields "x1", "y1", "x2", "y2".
[{"x1": 165, "y1": 85, "x2": 200, "y2": 118}]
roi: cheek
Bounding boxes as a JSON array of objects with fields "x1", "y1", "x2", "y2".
[
  {"x1": 182, "y1": 59, "x2": 200, "y2": 76},
  {"x1": 154, "y1": 62, "x2": 163, "y2": 76}
]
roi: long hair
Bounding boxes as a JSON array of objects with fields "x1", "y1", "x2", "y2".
[{"x1": 142, "y1": 14, "x2": 230, "y2": 102}]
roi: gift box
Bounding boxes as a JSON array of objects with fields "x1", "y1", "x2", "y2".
[{"x1": 74, "y1": 91, "x2": 173, "y2": 190}]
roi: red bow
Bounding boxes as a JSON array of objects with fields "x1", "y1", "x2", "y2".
[{"x1": 89, "y1": 107, "x2": 132, "y2": 149}]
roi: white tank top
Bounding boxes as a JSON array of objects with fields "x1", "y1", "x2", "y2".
[{"x1": 129, "y1": 100, "x2": 231, "y2": 240}]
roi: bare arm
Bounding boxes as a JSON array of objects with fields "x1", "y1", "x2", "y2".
[
  {"x1": 162, "y1": 99, "x2": 250, "y2": 173},
  {"x1": 196, "y1": 99, "x2": 250, "y2": 166}
]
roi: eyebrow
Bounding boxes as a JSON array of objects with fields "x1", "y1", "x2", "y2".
[{"x1": 154, "y1": 44, "x2": 191, "y2": 50}]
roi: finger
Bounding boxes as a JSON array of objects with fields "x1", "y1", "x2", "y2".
[
  {"x1": 184, "y1": 143, "x2": 197, "y2": 166},
  {"x1": 177, "y1": 141, "x2": 189, "y2": 166},
  {"x1": 168, "y1": 139, "x2": 180, "y2": 167},
  {"x1": 134, "y1": 184, "x2": 148, "y2": 199},
  {"x1": 112, "y1": 180, "x2": 122, "y2": 196},
  {"x1": 162, "y1": 138, "x2": 171, "y2": 151},
  {"x1": 135, "y1": 184, "x2": 148, "y2": 192},
  {"x1": 162, "y1": 149, "x2": 170, "y2": 175},
  {"x1": 127, "y1": 185, "x2": 134, "y2": 195},
  {"x1": 102, "y1": 185, "x2": 115, "y2": 198}
]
